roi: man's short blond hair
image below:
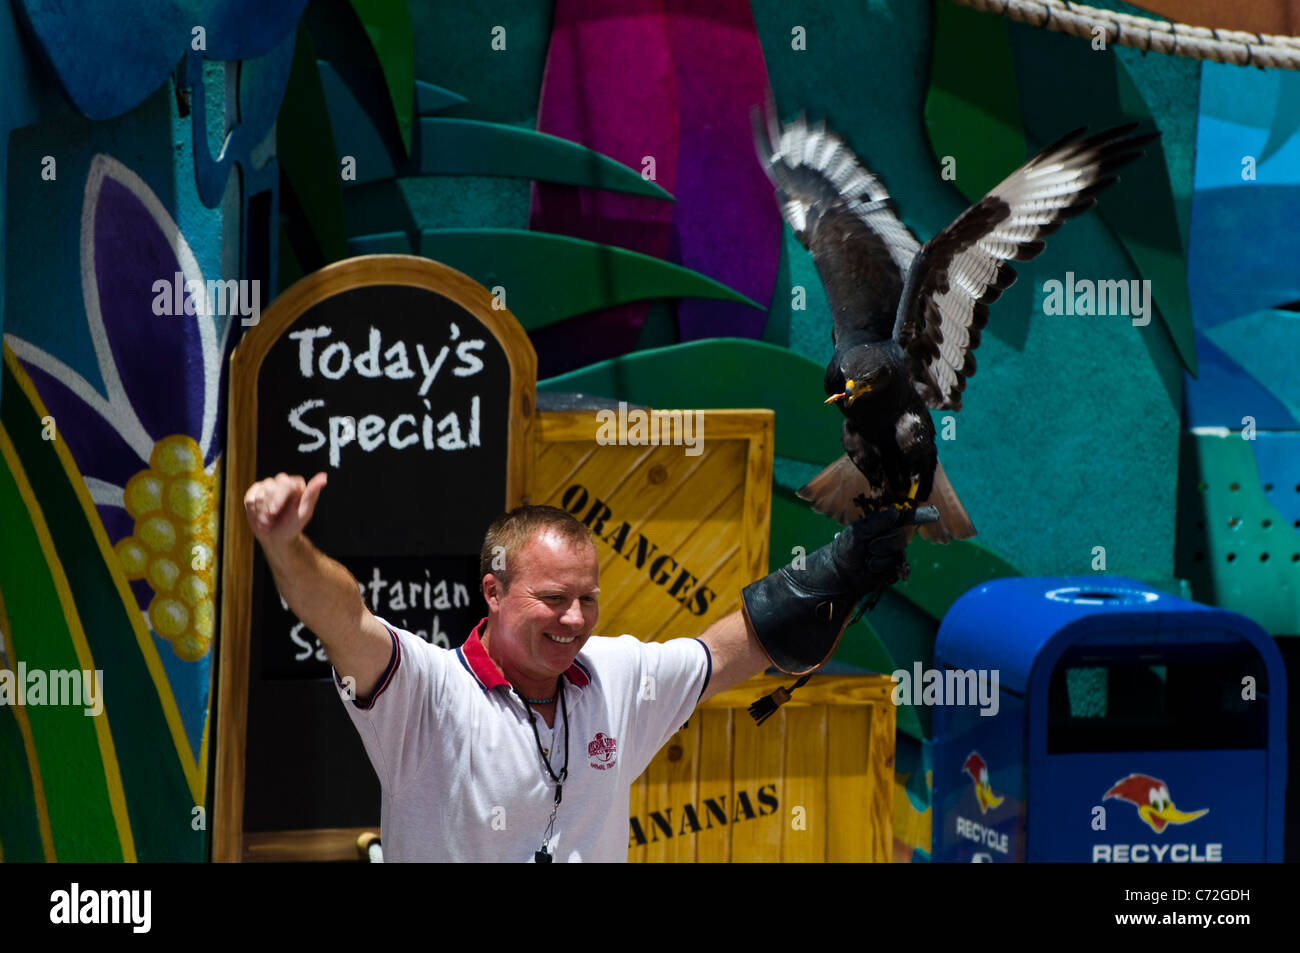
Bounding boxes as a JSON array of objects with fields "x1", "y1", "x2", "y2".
[{"x1": 479, "y1": 505, "x2": 594, "y2": 592}]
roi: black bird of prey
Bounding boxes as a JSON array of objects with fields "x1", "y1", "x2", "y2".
[{"x1": 754, "y1": 105, "x2": 1157, "y2": 542}]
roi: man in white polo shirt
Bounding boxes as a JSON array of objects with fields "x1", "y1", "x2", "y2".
[{"x1": 244, "y1": 471, "x2": 931, "y2": 862}]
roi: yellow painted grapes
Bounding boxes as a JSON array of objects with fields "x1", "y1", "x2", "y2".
[{"x1": 112, "y1": 434, "x2": 220, "y2": 661}]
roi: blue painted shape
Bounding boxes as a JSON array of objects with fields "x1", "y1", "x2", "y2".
[
  {"x1": 1197, "y1": 116, "x2": 1300, "y2": 189},
  {"x1": 1200, "y1": 59, "x2": 1282, "y2": 127},
  {"x1": 188, "y1": 31, "x2": 296, "y2": 208},
  {"x1": 1199, "y1": 61, "x2": 1300, "y2": 176},
  {"x1": 1260, "y1": 72, "x2": 1300, "y2": 166},
  {"x1": 0, "y1": 0, "x2": 45, "y2": 384},
  {"x1": 238, "y1": 33, "x2": 299, "y2": 151},
  {"x1": 318, "y1": 62, "x2": 397, "y2": 185},
  {"x1": 13, "y1": 0, "x2": 186, "y2": 119},
  {"x1": 1252, "y1": 433, "x2": 1300, "y2": 532},
  {"x1": 1183, "y1": 330, "x2": 1297, "y2": 430},
  {"x1": 200, "y1": 0, "x2": 309, "y2": 61},
  {"x1": 12, "y1": 0, "x2": 303, "y2": 121},
  {"x1": 1190, "y1": 65, "x2": 1300, "y2": 349},
  {"x1": 1205, "y1": 310, "x2": 1300, "y2": 423},
  {"x1": 416, "y1": 80, "x2": 466, "y2": 115},
  {"x1": 4, "y1": 88, "x2": 182, "y2": 399}
]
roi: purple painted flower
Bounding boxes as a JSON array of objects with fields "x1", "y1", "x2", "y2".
[{"x1": 5, "y1": 154, "x2": 231, "y2": 661}]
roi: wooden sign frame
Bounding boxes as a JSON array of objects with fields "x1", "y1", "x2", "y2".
[{"x1": 212, "y1": 255, "x2": 536, "y2": 862}]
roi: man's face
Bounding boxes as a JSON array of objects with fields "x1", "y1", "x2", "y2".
[{"x1": 484, "y1": 529, "x2": 600, "y2": 682}]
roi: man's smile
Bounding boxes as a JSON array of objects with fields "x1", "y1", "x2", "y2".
[{"x1": 545, "y1": 631, "x2": 577, "y2": 644}]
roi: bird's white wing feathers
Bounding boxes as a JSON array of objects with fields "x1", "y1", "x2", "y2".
[{"x1": 894, "y1": 124, "x2": 1157, "y2": 410}]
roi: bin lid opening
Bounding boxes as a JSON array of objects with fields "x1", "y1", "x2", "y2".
[{"x1": 1045, "y1": 586, "x2": 1160, "y2": 606}]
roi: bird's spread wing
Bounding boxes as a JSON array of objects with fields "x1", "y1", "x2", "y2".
[
  {"x1": 753, "y1": 100, "x2": 921, "y2": 346},
  {"x1": 893, "y1": 124, "x2": 1158, "y2": 410}
]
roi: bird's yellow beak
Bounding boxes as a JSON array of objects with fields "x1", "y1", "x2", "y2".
[
  {"x1": 976, "y1": 782, "x2": 1005, "y2": 814},
  {"x1": 1140, "y1": 802, "x2": 1208, "y2": 833},
  {"x1": 826, "y1": 379, "x2": 869, "y2": 405}
]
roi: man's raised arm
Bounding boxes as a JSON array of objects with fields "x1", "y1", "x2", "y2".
[{"x1": 243, "y1": 472, "x2": 393, "y2": 698}]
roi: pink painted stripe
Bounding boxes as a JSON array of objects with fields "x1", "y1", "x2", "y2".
[
  {"x1": 663, "y1": 0, "x2": 780, "y2": 340},
  {"x1": 529, "y1": 0, "x2": 679, "y2": 373}
]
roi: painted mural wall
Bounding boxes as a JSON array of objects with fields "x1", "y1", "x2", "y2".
[
  {"x1": 1, "y1": 0, "x2": 1295, "y2": 862},
  {"x1": 0, "y1": 0, "x2": 303, "y2": 861}
]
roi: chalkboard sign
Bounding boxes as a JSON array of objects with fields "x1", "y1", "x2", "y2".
[
  {"x1": 214, "y1": 256, "x2": 535, "y2": 861},
  {"x1": 260, "y1": 555, "x2": 480, "y2": 680}
]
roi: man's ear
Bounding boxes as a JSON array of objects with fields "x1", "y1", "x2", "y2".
[{"x1": 482, "y1": 574, "x2": 503, "y2": 612}]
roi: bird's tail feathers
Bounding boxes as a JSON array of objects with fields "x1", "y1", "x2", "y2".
[
  {"x1": 796, "y1": 454, "x2": 876, "y2": 527},
  {"x1": 917, "y1": 459, "x2": 976, "y2": 544},
  {"x1": 797, "y1": 455, "x2": 976, "y2": 544}
]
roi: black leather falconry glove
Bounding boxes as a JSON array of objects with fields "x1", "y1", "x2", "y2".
[{"x1": 741, "y1": 505, "x2": 939, "y2": 723}]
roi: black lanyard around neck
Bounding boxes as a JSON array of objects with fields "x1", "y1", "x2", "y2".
[{"x1": 516, "y1": 679, "x2": 569, "y2": 863}]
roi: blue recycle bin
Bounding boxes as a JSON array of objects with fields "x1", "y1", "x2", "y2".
[{"x1": 931, "y1": 577, "x2": 1286, "y2": 862}]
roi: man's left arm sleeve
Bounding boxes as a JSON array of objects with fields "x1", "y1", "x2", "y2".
[{"x1": 622, "y1": 636, "x2": 711, "y2": 778}]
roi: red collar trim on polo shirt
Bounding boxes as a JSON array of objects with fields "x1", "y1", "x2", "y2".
[{"x1": 458, "y1": 617, "x2": 591, "y2": 693}]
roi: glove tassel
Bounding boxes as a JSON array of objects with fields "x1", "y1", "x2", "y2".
[
  {"x1": 748, "y1": 674, "x2": 812, "y2": 725},
  {"x1": 748, "y1": 586, "x2": 885, "y2": 725}
]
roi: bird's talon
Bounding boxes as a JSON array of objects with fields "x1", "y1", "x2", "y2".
[{"x1": 853, "y1": 492, "x2": 880, "y2": 516}]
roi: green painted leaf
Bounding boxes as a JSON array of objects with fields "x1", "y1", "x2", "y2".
[
  {"x1": 348, "y1": 231, "x2": 414, "y2": 255},
  {"x1": 0, "y1": 693, "x2": 46, "y2": 860},
  {"x1": 925, "y1": 0, "x2": 1025, "y2": 203},
  {"x1": 419, "y1": 229, "x2": 760, "y2": 326},
  {"x1": 538, "y1": 338, "x2": 844, "y2": 465},
  {"x1": 278, "y1": 24, "x2": 348, "y2": 266},
  {"x1": 347, "y1": 0, "x2": 414, "y2": 155},
  {"x1": 416, "y1": 119, "x2": 673, "y2": 199},
  {"x1": 2, "y1": 365, "x2": 201, "y2": 860},
  {"x1": 416, "y1": 80, "x2": 467, "y2": 115},
  {"x1": 1112, "y1": 56, "x2": 1197, "y2": 377},
  {"x1": 1175, "y1": 432, "x2": 1299, "y2": 635},
  {"x1": 895, "y1": 535, "x2": 1023, "y2": 622},
  {"x1": 1205, "y1": 309, "x2": 1300, "y2": 423},
  {"x1": 861, "y1": 590, "x2": 940, "y2": 741},
  {"x1": 0, "y1": 444, "x2": 120, "y2": 860},
  {"x1": 277, "y1": 224, "x2": 306, "y2": 295},
  {"x1": 1009, "y1": 23, "x2": 1196, "y2": 375}
]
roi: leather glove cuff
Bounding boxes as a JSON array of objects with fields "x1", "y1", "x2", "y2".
[{"x1": 740, "y1": 505, "x2": 937, "y2": 675}]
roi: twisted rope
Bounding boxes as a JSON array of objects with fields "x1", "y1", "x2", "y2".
[{"x1": 952, "y1": 0, "x2": 1300, "y2": 70}]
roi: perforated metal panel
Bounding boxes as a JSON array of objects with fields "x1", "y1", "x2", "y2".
[{"x1": 1175, "y1": 432, "x2": 1300, "y2": 636}]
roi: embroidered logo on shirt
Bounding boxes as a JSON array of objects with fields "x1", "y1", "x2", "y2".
[{"x1": 587, "y1": 731, "x2": 618, "y2": 770}]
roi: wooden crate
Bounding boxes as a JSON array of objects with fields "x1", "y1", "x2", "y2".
[
  {"x1": 629, "y1": 675, "x2": 897, "y2": 862},
  {"x1": 531, "y1": 408, "x2": 772, "y2": 642}
]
